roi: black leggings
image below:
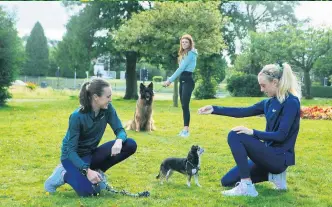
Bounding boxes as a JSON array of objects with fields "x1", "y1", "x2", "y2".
[{"x1": 179, "y1": 72, "x2": 195, "y2": 127}]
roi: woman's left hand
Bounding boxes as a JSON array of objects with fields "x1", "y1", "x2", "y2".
[
  {"x1": 231, "y1": 126, "x2": 254, "y2": 135},
  {"x1": 111, "y1": 139, "x2": 123, "y2": 156}
]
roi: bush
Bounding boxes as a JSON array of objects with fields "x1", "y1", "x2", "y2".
[
  {"x1": 0, "y1": 87, "x2": 12, "y2": 106},
  {"x1": 152, "y1": 76, "x2": 163, "y2": 82},
  {"x1": 311, "y1": 86, "x2": 332, "y2": 98},
  {"x1": 26, "y1": 82, "x2": 37, "y2": 91},
  {"x1": 226, "y1": 74, "x2": 263, "y2": 97},
  {"x1": 194, "y1": 79, "x2": 217, "y2": 99}
]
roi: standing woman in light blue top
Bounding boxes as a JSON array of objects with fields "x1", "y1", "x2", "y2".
[{"x1": 163, "y1": 34, "x2": 198, "y2": 137}]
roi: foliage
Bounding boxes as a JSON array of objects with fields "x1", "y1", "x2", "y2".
[
  {"x1": 194, "y1": 79, "x2": 218, "y2": 99},
  {"x1": 57, "y1": 2, "x2": 144, "y2": 99},
  {"x1": 0, "y1": 7, "x2": 24, "y2": 106},
  {"x1": 313, "y1": 49, "x2": 332, "y2": 80},
  {"x1": 311, "y1": 86, "x2": 332, "y2": 98},
  {"x1": 22, "y1": 22, "x2": 49, "y2": 76},
  {"x1": 247, "y1": 25, "x2": 332, "y2": 98},
  {"x1": 152, "y1": 76, "x2": 163, "y2": 82},
  {"x1": 115, "y1": 1, "x2": 227, "y2": 104},
  {"x1": 220, "y1": 1, "x2": 299, "y2": 63},
  {"x1": 226, "y1": 73, "x2": 263, "y2": 97}
]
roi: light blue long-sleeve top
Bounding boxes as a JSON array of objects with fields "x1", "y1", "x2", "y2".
[{"x1": 168, "y1": 48, "x2": 198, "y2": 83}]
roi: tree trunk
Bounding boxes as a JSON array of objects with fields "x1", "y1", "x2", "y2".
[
  {"x1": 303, "y1": 70, "x2": 312, "y2": 99},
  {"x1": 169, "y1": 56, "x2": 179, "y2": 107},
  {"x1": 124, "y1": 51, "x2": 138, "y2": 100}
]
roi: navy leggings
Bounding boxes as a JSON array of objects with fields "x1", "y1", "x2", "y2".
[
  {"x1": 221, "y1": 131, "x2": 287, "y2": 187},
  {"x1": 61, "y1": 138, "x2": 137, "y2": 197},
  {"x1": 179, "y1": 72, "x2": 195, "y2": 127}
]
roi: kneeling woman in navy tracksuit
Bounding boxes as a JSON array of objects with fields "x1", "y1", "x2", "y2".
[
  {"x1": 198, "y1": 63, "x2": 301, "y2": 197},
  {"x1": 44, "y1": 78, "x2": 137, "y2": 197}
]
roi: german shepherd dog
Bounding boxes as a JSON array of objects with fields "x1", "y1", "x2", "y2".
[{"x1": 126, "y1": 82, "x2": 155, "y2": 132}]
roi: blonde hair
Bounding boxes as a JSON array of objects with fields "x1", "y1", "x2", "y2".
[
  {"x1": 178, "y1": 34, "x2": 195, "y2": 64},
  {"x1": 259, "y1": 63, "x2": 302, "y2": 103}
]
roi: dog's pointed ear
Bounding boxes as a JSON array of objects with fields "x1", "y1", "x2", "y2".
[
  {"x1": 140, "y1": 83, "x2": 145, "y2": 91},
  {"x1": 148, "y1": 82, "x2": 153, "y2": 89}
]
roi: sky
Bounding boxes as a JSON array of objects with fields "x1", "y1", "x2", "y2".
[{"x1": 0, "y1": 1, "x2": 332, "y2": 41}]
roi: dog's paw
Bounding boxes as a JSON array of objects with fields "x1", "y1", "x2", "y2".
[
  {"x1": 187, "y1": 182, "x2": 191, "y2": 187},
  {"x1": 196, "y1": 184, "x2": 202, "y2": 188}
]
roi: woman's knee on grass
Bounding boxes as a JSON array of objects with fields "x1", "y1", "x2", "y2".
[{"x1": 125, "y1": 138, "x2": 137, "y2": 154}]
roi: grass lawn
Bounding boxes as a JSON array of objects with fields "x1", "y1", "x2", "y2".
[{"x1": 1, "y1": 88, "x2": 332, "y2": 207}]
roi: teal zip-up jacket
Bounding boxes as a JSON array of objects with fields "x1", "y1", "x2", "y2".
[
  {"x1": 212, "y1": 93, "x2": 300, "y2": 166},
  {"x1": 61, "y1": 103, "x2": 127, "y2": 170},
  {"x1": 168, "y1": 48, "x2": 198, "y2": 83}
]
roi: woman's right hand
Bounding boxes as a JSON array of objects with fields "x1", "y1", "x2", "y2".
[
  {"x1": 198, "y1": 105, "x2": 214, "y2": 115},
  {"x1": 163, "y1": 80, "x2": 171, "y2": 87},
  {"x1": 87, "y1": 169, "x2": 102, "y2": 184}
]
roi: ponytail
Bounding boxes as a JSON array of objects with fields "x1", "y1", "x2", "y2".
[
  {"x1": 260, "y1": 63, "x2": 302, "y2": 103},
  {"x1": 277, "y1": 63, "x2": 302, "y2": 103},
  {"x1": 79, "y1": 81, "x2": 91, "y2": 113}
]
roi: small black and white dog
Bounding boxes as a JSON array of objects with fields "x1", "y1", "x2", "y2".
[{"x1": 156, "y1": 145, "x2": 204, "y2": 187}]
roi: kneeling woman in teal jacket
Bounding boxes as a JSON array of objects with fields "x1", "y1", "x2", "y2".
[
  {"x1": 44, "y1": 78, "x2": 137, "y2": 197},
  {"x1": 198, "y1": 63, "x2": 301, "y2": 197}
]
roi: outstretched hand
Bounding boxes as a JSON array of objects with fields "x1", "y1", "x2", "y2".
[{"x1": 198, "y1": 105, "x2": 214, "y2": 115}]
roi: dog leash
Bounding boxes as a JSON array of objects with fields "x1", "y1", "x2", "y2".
[
  {"x1": 93, "y1": 181, "x2": 150, "y2": 198},
  {"x1": 154, "y1": 85, "x2": 166, "y2": 93}
]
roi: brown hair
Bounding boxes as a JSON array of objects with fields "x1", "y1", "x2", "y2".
[
  {"x1": 178, "y1": 34, "x2": 195, "y2": 64},
  {"x1": 79, "y1": 78, "x2": 110, "y2": 113}
]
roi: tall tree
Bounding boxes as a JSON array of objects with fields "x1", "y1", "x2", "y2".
[
  {"x1": 312, "y1": 49, "x2": 332, "y2": 85},
  {"x1": 22, "y1": 22, "x2": 49, "y2": 76},
  {"x1": 115, "y1": 2, "x2": 226, "y2": 106},
  {"x1": 221, "y1": 1, "x2": 299, "y2": 63},
  {"x1": 57, "y1": 2, "x2": 143, "y2": 98},
  {"x1": 250, "y1": 26, "x2": 332, "y2": 98},
  {"x1": 0, "y1": 7, "x2": 24, "y2": 106}
]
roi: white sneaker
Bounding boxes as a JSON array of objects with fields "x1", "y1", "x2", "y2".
[
  {"x1": 44, "y1": 164, "x2": 66, "y2": 193},
  {"x1": 268, "y1": 171, "x2": 287, "y2": 190},
  {"x1": 222, "y1": 181, "x2": 258, "y2": 197},
  {"x1": 178, "y1": 130, "x2": 189, "y2": 137}
]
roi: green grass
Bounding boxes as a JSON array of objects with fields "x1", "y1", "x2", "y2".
[{"x1": 1, "y1": 90, "x2": 332, "y2": 207}]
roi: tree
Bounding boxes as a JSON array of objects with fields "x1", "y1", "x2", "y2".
[
  {"x1": 115, "y1": 2, "x2": 226, "y2": 106},
  {"x1": 57, "y1": 2, "x2": 144, "y2": 98},
  {"x1": 221, "y1": 1, "x2": 299, "y2": 63},
  {"x1": 250, "y1": 26, "x2": 332, "y2": 98},
  {"x1": 0, "y1": 7, "x2": 24, "y2": 106},
  {"x1": 313, "y1": 50, "x2": 332, "y2": 85},
  {"x1": 194, "y1": 54, "x2": 227, "y2": 99},
  {"x1": 22, "y1": 22, "x2": 49, "y2": 76}
]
